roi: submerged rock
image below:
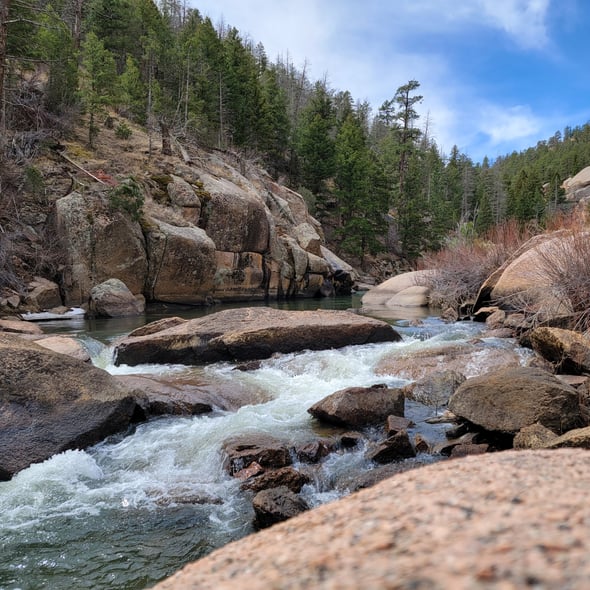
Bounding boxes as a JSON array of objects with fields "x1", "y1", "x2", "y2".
[
  {"x1": 376, "y1": 340, "x2": 528, "y2": 381},
  {"x1": 114, "y1": 307, "x2": 401, "y2": 366}
]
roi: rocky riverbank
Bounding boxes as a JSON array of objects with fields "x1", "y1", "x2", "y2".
[{"x1": 4, "y1": 290, "x2": 590, "y2": 588}]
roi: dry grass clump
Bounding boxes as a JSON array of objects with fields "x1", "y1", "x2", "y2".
[
  {"x1": 537, "y1": 229, "x2": 590, "y2": 332},
  {"x1": 418, "y1": 219, "x2": 534, "y2": 312}
]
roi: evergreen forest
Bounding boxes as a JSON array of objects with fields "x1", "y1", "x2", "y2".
[{"x1": 3, "y1": 0, "x2": 590, "y2": 267}]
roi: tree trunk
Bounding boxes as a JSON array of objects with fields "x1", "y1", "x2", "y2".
[
  {"x1": 0, "y1": 0, "x2": 11, "y2": 137},
  {"x1": 159, "y1": 119, "x2": 172, "y2": 155}
]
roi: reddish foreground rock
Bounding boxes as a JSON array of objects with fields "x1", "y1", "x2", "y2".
[{"x1": 151, "y1": 449, "x2": 590, "y2": 590}]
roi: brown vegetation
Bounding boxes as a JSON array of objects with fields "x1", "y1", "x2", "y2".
[
  {"x1": 418, "y1": 219, "x2": 533, "y2": 311},
  {"x1": 537, "y1": 229, "x2": 590, "y2": 332}
]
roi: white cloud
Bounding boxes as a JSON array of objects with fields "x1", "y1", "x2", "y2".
[
  {"x1": 479, "y1": 104, "x2": 542, "y2": 144},
  {"x1": 479, "y1": 0, "x2": 551, "y2": 49}
]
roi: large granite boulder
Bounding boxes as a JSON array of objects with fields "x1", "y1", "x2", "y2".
[
  {"x1": 114, "y1": 307, "x2": 401, "y2": 366},
  {"x1": 0, "y1": 334, "x2": 139, "y2": 480},
  {"x1": 152, "y1": 449, "x2": 590, "y2": 590},
  {"x1": 448, "y1": 366, "x2": 583, "y2": 434},
  {"x1": 34, "y1": 335, "x2": 91, "y2": 362},
  {"x1": 320, "y1": 245, "x2": 358, "y2": 295},
  {"x1": 89, "y1": 278, "x2": 145, "y2": 317},
  {"x1": 308, "y1": 384, "x2": 405, "y2": 428},
  {"x1": 362, "y1": 270, "x2": 434, "y2": 308},
  {"x1": 529, "y1": 327, "x2": 590, "y2": 374},
  {"x1": 114, "y1": 373, "x2": 271, "y2": 415},
  {"x1": 55, "y1": 192, "x2": 148, "y2": 305},
  {"x1": 144, "y1": 220, "x2": 216, "y2": 304},
  {"x1": 198, "y1": 171, "x2": 270, "y2": 253}
]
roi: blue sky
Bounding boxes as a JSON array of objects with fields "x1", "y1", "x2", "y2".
[{"x1": 190, "y1": 0, "x2": 590, "y2": 162}]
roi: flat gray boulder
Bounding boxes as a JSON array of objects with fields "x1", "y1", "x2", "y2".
[
  {"x1": 114, "y1": 307, "x2": 401, "y2": 366},
  {"x1": 448, "y1": 366, "x2": 583, "y2": 434},
  {"x1": 0, "y1": 334, "x2": 138, "y2": 480}
]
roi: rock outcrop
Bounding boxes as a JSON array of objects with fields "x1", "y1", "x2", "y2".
[
  {"x1": 473, "y1": 230, "x2": 588, "y2": 320},
  {"x1": 152, "y1": 449, "x2": 590, "y2": 590},
  {"x1": 55, "y1": 191, "x2": 148, "y2": 305},
  {"x1": 563, "y1": 165, "x2": 590, "y2": 201},
  {"x1": 51, "y1": 149, "x2": 358, "y2": 309},
  {"x1": 114, "y1": 307, "x2": 401, "y2": 366},
  {"x1": 0, "y1": 334, "x2": 139, "y2": 480}
]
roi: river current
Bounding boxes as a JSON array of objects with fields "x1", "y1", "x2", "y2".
[{"x1": 0, "y1": 298, "x2": 515, "y2": 589}]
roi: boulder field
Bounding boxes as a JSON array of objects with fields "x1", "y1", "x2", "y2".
[
  {"x1": 0, "y1": 309, "x2": 400, "y2": 478},
  {"x1": 151, "y1": 449, "x2": 590, "y2": 590}
]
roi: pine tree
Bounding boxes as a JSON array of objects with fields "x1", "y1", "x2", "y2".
[
  {"x1": 296, "y1": 83, "x2": 335, "y2": 198},
  {"x1": 79, "y1": 32, "x2": 118, "y2": 146}
]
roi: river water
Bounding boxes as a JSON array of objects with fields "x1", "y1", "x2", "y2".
[{"x1": 0, "y1": 298, "x2": 510, "y2": 590}]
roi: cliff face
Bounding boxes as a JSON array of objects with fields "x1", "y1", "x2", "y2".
[{"x1": 1, "y1": 122, "x2": 357, "y2": 311}]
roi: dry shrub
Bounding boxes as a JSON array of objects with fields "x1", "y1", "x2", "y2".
[
  {"x1": 419, "y1": 240, "x2": 498, "y2": 310},
  {"x1": 544, "y1": 207, "x2": 587, "y2": 233},
  {"x1": 537, "y1": 230, "x2": 590, "y2": 332},
  {"x1": 419, "y1": 219, "x2": 534, "y2": 311},
  {"x1": 0, "y1": 232, "x2": 25, "y2": 293}
]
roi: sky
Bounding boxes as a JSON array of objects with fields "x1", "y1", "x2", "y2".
[{"x1": 189, "y1": 0, "x2": 590, "y2": 163}]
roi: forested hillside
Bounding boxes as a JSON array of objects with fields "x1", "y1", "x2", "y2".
[{"x1": 2, "y1": 0, "x2": 590, "y2": 270}]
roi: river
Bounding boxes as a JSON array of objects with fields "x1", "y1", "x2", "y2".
[{"x1": 0, "y1": 298, "x2": 510, "y2": 590}]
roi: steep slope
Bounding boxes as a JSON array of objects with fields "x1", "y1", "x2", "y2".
[{"x1": 0, "y1": 118, "x2": 357, "y2": 313}]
